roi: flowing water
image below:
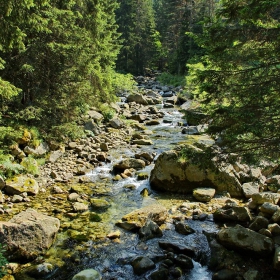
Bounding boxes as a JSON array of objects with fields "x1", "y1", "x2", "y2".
[{"x1": 30, "y1": 105, "x2": 219, "y2": 280}]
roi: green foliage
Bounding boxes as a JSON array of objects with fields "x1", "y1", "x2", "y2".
[
  {"x1": 99, "y1": 104, "x2": 115, "y2": 122},
  {"x1": 157, "y1": 72, "x2": 186, "y2": 87},
  {"x1": 187, "y1": 0, "x2": 280, "y2": 162},
  {"x1": 110, "y1": 72, "x2": 137, "y2": 93},
  {"x1": 49, "y1": 122, "x2": 86, "y2": 142},
  {"x1": 0, "y1": 243, "x2": 8, "y2": 278},
  {"x1": 21, "y1": 156, "x2": 39, "y2": 175},
  {"x1": 0, "y1": 159, "x2": 24, "y2": 179}
]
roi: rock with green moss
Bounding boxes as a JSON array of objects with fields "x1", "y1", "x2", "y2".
[
  {"x1": 5, "y1": 176, "x2": 39, "y2": 195},
  {"x1": 72, "y1": 269, "x2": 101, "y2": 280},
  {"x1": 90, "y1": 198, "x2": 111, "y2": 210}
]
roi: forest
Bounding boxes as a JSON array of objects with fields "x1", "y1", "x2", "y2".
[{"x1": 1, "y1": 0, "x2": 280, "y2": 175}]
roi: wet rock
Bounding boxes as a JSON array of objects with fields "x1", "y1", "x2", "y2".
[
  {"x1": 123, "y1": 184, "x2": 136, "y2": 190},
  {"x1": 5, "y1": 176, "x2": 39, "y2": 196},
  {"x1": 268, "y1": 223, "x2": 280, "y2": 236},
  {"x1": 73, "y1": 202, "x2": 89, "y2": 212},
  {"x1": 243, "y1": 269, "x2": 260, "y2": 280},
  {"x1": 135, "y1": 152, "x2": 154, "y2": 162},
  {"x1": 170, "y1": 267, "x2": 183, "y2": 278},
  {"x1": 129, "y1": 114, "x2": 146, "y2": 122},
  {"x1": 107, "y1": 230, "x2": 121, "y2": 239},
  {"x1": 72, "y1": 269, "x2": 101, "y2": 280},
  {"x1": 174, "y1": 254, "x2": 194, "y2": 269},
  {"x1": 116, "y1": 204, "x2": 167, "y2": 231},
  {"x1": 24, "y1": 262, "x2": 54, "y2": 278},
  {"x1": 90, "y1": 198, "x2": 111, "y2": 210},
  {"x1": 213, "y1": 206, "x2": 252, "y2": 223},
  {"x1": 150, "y1": 268, "x2": 169, "y2": 280},
  {"x1": 158, "y1": 241, "x2": 196, "y2": 258},
  {"x1": 174, "y1": 222, "x2": 195, "y2": 235},
  {"x1": 139, "y1": 220, "x2": 163, "y2": 241},
  {"x1": 193, "y1": 187, "x2": 215, "y2": 202},
  {"x1": 273, "y1": 247, "x2": 280, "y2": 270},
  {"x1": 0, "y1": 209, "x2": 60, "y2": 261},
  {"x1": 212, "y1": 268, "x2": 237, "y2": 280},
  {"x1": 131, "y1": 256, "x2": 155, "y2": 275},
  {"x1": 132, "y1": 139, "x2": 153, "y2": 145},
  {"x1": 114, "y1": 158, "x2": 145, "y2": 171},
  {"x1": 248, "y1": 216, "x2": 269, "y2": 232},
  {"x1": 137, "y1": 172, "x2": 149, "y2": 180},
  {"x1": 217, "y1": 224, "x2": 274, "y2": 257},
  {"x1": 182, "y1": 126, "x2": 199, "y2": 135},
  {"x1": 271, "y1": 209, "x2": 280, "y2": 223},
  {"x1": 145, "y1": 119, "x2": 160, "y2": 125}
]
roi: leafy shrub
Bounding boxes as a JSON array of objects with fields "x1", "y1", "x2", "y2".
[
  {"x1": 99, "y1": 103, "x2": 115, "y2": 121},
  {"x1": 157, "y1": 72, "x2": 186, "y2": 87},
  {"x1": 0, "y1": 151, "x2": 24, "y2": 179},
  {"x1": 0, "y1": 243, "x2": 8, "y2": 278},
  {"x1": 49, "y1": 122, "x2": 86, "y2": 141},
  {"x1": 110, "y1": 72, "x2": 137, "y2": 93},
  {"x1": 21, "y1": 156, "x2": 39, "y2": 175}
]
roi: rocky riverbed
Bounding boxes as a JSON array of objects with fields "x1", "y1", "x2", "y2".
[{"x1": 0, "y1": 76, "x2": 280, "y2": 280}]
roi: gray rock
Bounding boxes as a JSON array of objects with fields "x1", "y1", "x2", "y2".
[
  {"x1": 88, "y1": 110, "x2": 104, "y2": 122},
  {"x1": 127, "y1": 93, "x2": 149, "y2": 105},
  {"x1": 217, "y1": 224, "x2": 274, "y2": 257},
  {"x1": 212, "y1": 269, "x2": 236, "y2": 280},
  {"x1": 213, "y1": 206, "x2": 252, "y2": 223},
  {"x1": 139, "y1": 220, "x2": 163, "y2": 241},
  {"x1": 0, "y1": 209, "x2": 60, "y2": 261},
  {"x1": 193, "y1": 188, "x2": 215, "y2": 202},
  {"x1": 251, "y1": 192, "x2": 280, "y2": 205},
  {"x1": 12, "y1": 195, "x2": 23, "y2": 203},
  {"x1": 132, "y1": 139, "x2": 153, "y2": 145},
  {"x1": 109, "y1": 117, "x2": 124, "y2": 129},
  {"x1": 182, "y1": 126, "x2": 199, "y2": 135},
  {"x1": 268, "y1": 223, "x2": 280, "y2": 236},
  {"x1": 259, "y1": 202, "x2": 279, "y2": 215},
  {"x1": 0, "y1": 175, "x2": 5, "y2": 190},
  {"x1": 158, "y1": 241, "x2": 196, "y2": 257},
  {"x1": 272, "y1": 209, "x2": 280, "y2": 223},
  {"x1": 84, "y1": 120, "x2": 100, "y2": 134},
  {"x1": 131, "y1": 256, "x2": 155, "y2": 275},
  {"x1": 72, "y1": 269, "x2": 101, "y2": 280},
  {"x1": 273, "y1": 246, "x2": 280, "y2": 270},
  {"x1": 90, "y1": 198, "x2": 111, "y2": 210},
  {"x1": 243, "y1": 269, "x2": 260, "y2": 280},
  {"x1": 174, "y1": 222, "x2": 195, "y2": 235},
  {"x1": 248, "y1": 216, "x2": 269, "y2": 232},
  {"x1": 150, "y1": 268, "x2": 169, "y2": 280},
  {"x1": 73, "y1": 202, "x2": 89, "y2": 212},
  {"x1": 174, "y1": 254, "x2": 194, "y2": 269},
  {"x1": 116, "y1": 204, "x2": 167, "y2": 231},
  {"x1": 5, "y1": 176, "x2": 39, "y2": 195},
  {"x1": 242, "y1": 182, "x2": 259, "y2": 198},
  {"x1": 114, "y1": 158, "x2": 145, "y2": 171},
  {"x1": 68, "y1": 193, "x2": 80, "y2": 202},
  {"x1": 47, "y1": 150, "x2": 63, "y2": 163}
]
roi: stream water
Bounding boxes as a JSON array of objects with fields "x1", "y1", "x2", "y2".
[{"x1": 34, "y1": 105, "x2": 219, "y2": 280}]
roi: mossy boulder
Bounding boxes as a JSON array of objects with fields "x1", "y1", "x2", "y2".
[{"x1": 5, "y1": 176, "x2": 39, "y2": 195}]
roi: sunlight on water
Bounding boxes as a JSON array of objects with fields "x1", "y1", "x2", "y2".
[{"x1": 188, "y1": 261, "x2": 212, "y2": 280}]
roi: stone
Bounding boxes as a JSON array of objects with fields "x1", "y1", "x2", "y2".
[
  {"x1": 47, "y1": 150, "x2": 63, "y2": 163},
  {"x1": 72, "y1": 269, "x2": 101, "y2": 280},
  {"x1": 174, "y1": 222, "x2": 195, "y2": 235},
  {"x1": 68, "y1": 193, "x2": 80, "y2": 202},
  {"x1": 272, "y1": 209, "x2": 280, "y2": 223},
  {"x1": 259, "y1": 202, "x2": 279, "y2": 215},
  {"x1": 0, "y1": 209, "x2": 60, "y2": 261},
  {"x1": 100, "y1": 142, "x2": 108, "y2": 152},
  {"x1": 243, "y1": 269, "x2": 260, "y2": 280},
  {"x1": 116, "y1": 204, "x2": 167, "y2": 231},
  {"x1": 139, "y1": 220, "x2": 163, "y2": 241},
  {"x1": 182, "y1": 126, "x2": 199, "y2": 135},
  {"x1": 127, "y1": 93, "x2": 149, "y2": 105},
  {"x1": 193, "y1": 188, "x2": 215, "y2": 202},
  {"x1": 131, "y1": 256, "x2": 155, "y2": 275},
  {"x1": 107, "y1": 230, "x2": 121, "y2": 239},
  {"x1": 212, "y1": 269, "x2": 237, "y2": 280},
  {"x1": 5, "y1": 176, "x2": 39, "y2": 196},
  {"x1": 88, "y1": 110, "x2": 104, "y2": 122},
  {"x1": 150, "y1": 148, "x2": 243, "y2": 197},
  {"x1": 0, "y1": 175, "x2": 5, "y2": 190},
  {"x1": 174, "y1": 254, "x2": 194, "y2": 270},
  {"x1": 158, "y1": 241, "x2": 196, "y2": 258},
  {"x1": 150, "y1": 268, "x2": 169, "y2": 280},
  {"x1": 248, "y1": 216, "x2": 269, "y2": 232},
  {"x1": 84, "y1": 120, "x2": 100, "y2": 134},
  {"x1": 114, "y1": 158, "x2": 145, "y2": 171},
  {"x1": 109, "y1": 118, "x2": 124, "y2": 129},
  {"x1": 73, "y1": 202, "x2": 89, "y2": 212},
  {"x1": 12, "y1": 195, "x2": 23, "y2": 203},
  {"x1": 268, "y1": 223, "x2": 280, "y2": 236},
  {"x1": 213, "y1": 206, "x2": 252, "y2": 223},
  {"x1": 242, "y1": 182, "x2": 259, "y2": 198},
  {"x1": 251, "y1": 192, "x2": 280, "y2": 205},
  {"x1": 274, "y1": 247, "x2": 280, "y2": 270},
  {"x1": 132, "y1": 139, "x2": 153, "y2": 145},
  {"x1": 145, "y1": 119, "x2": 160, "y2": 126},
  {"x1": 135, "y1": 152, "x2": 154, "y2": 162},
  {"x1": 90, "y1": 198, "x2": 111, "y2": 210},
  {"x1": 217, "y1": 224, "x2": 274, "y2": 257}
]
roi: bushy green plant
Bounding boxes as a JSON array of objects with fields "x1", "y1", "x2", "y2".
[
  {"x1": 110, "y1": 72, "x2": 137, "y2": 93},
  {"x1": 0, "y1": 151, "x2": 24, "y2": 179},
  {"x1": 157, "y1": 72, "x2": 186, "y2": 87},
  {"x1": 0, "y1": 243, "x2": 8, "y2": 278},
  {"x1": 99, "y1": 104, "x2": 115, "y2": 122},
  {"x1": 21, "y1": 156, "x2": 39, "y2": 175},
  {"x1": 49, "y1": 122, "x2": 86, "y2": 141}
]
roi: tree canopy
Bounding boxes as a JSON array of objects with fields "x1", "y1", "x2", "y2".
[{"x1": 187, "y1": 0, "x2": 280, "y2": 161}]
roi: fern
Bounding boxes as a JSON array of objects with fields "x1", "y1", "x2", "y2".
[{"x1": 0, "y1": 244, "x2": 8, "y2": 278}]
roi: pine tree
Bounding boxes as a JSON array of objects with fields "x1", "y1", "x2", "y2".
[{"x1": 187, "y1": 0, "x2": 280, "y2": 161}]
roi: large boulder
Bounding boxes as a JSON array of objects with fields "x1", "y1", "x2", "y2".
[
  {"x1": 0, "y1": 209, "x2": 60, "y2": 261},
  {"x1": 217, "y1": 224, "x2": 274, "y2": 257},
  {"x1": 127, "y1": 93, "x2": 149, "y2": 105},
  {"x1": 72, "y1": 269, "x2": 101, "y2": 280},
  {"x1": 149, "y1": 147, "x2": 243, "y2": 197},
  {"x1": 116, "y1": 204, "x2": 168, "y2": 231},
  {"x1": 5, "y1": 176, "x2": 39, "y2": 195},
  {"x1": 114, "y1": 158, "x2": 145, "y2": 171}
]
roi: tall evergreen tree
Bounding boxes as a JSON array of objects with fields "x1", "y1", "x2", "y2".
[
  {"x1": 116, "y1": 0, "x2": 157, "y2": 74},
  {"x1": 187, "y1": 0, "x2": 280, "y2": 161}
]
